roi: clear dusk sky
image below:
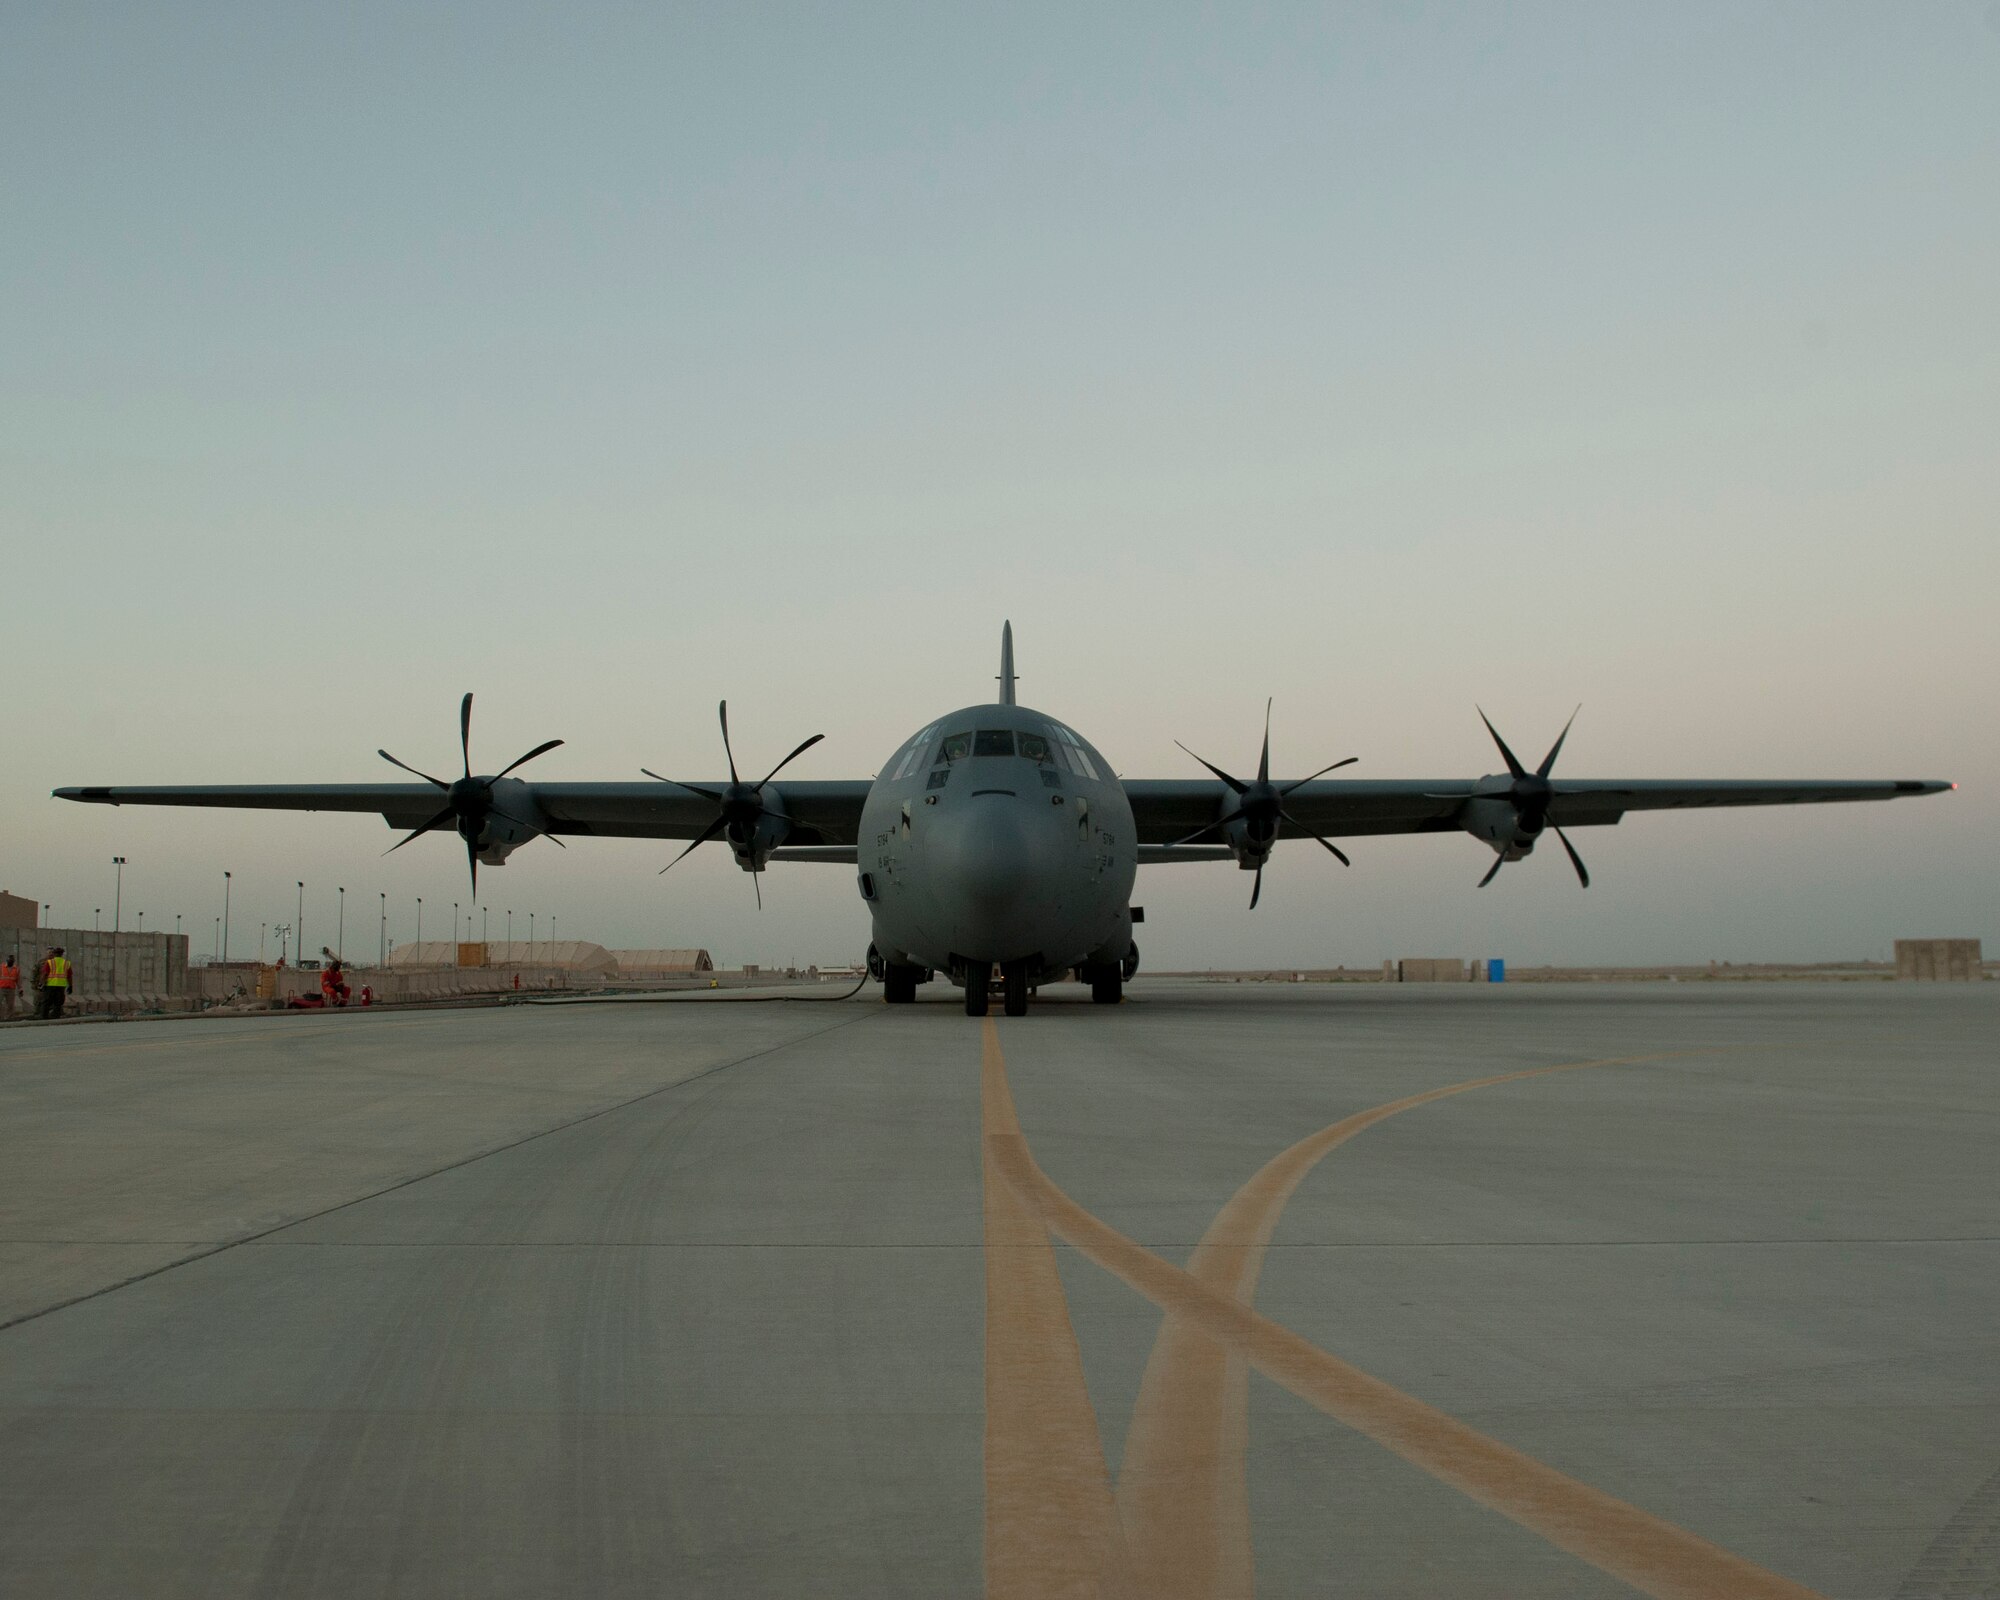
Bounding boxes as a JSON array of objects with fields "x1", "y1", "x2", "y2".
[{"x1": 4, "y1": 3, "x2": 1994, "y2": 969}]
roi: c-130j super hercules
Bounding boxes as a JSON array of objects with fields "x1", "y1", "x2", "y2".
[{"x1": 57, "y1": 624, "x2": 1951, "y2": 1017}]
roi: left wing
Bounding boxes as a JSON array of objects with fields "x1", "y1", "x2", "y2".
[{"x1": 54, "y1": 780, "x2": 873, "y2": 846}]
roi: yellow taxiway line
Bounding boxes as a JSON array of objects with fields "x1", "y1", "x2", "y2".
[{"x1": 982, "y1": 1019, "x2": 1827, "y2": 1600}]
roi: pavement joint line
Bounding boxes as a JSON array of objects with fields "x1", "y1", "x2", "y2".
[{"x1": 0, "y1": 1007, "x2": 875, "y2": 1337}]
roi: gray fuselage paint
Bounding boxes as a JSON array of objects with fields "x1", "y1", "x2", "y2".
[{"x1": 857, "y1": 701, "x2": 1136, "y2": 987}]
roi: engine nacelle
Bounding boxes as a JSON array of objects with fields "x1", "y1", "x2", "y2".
[
  {"x1": 1460, "y1": 795, "x2": 1538, "y2": 863},
  {"x1": 727, "y1": 787, "x2": 795, "y2": 872}
]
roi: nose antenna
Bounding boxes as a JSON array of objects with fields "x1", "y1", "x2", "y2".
[{"x1": 996, "y1": 620, "x2": 1017, "y2": 705}]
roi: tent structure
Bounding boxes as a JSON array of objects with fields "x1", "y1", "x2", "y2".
[
  {"x1": 387, "y1": 940, "x2": 618, "y2": 973},
  {"x1": 607, "y1": 949, "x2": 715, "y2": 977}
]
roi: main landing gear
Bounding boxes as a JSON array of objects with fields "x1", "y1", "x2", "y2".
[
  {"x1": 1002, "y1": 964, "x2": 1029, "y2": 1018},
  {"x1": 963, "y1": 962, "x2": 991, "y2": 1017}
]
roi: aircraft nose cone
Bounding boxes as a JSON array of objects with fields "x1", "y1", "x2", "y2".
[
  {"x1": 932, "y1": 798, "x2": 1032, "y2": 910},
  {"x1": 927, "y1": 794, "x2": 1066, "y2": 962}
]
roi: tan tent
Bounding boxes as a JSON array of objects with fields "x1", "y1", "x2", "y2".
[
  {"x1": 388, "y1": 940, "x2": 617, "y2": 973},
  {"x1": 607, "y1": 948, "x2": 714, "y2": 977}
]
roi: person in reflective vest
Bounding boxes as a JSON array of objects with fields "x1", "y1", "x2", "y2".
[
  {"x1": 40, "y1": 947, "x2": 72, "y2": 1019},
  {"x1": 0, "y1": 954, "x2": 18, "y2": 1020}
]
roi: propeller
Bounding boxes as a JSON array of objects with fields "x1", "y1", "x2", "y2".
[
  {"x1": 1172, "y1": 699, "x2": 1357, "y2": 908},
  {"x1": 1471, "y1": 706, "x2": 1589, "y2": 889},
  {"x1": 378, "y1": 692, "x2": 564, "y2": 898},
  {"x1": 643, "y1": 701, "x2": 824, "y2": 909}
]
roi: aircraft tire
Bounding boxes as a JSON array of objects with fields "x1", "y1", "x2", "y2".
[
  {"x1": 1003, "y1": 964, "x2": 1029, "y2": 1017},
  {"x1": 964, "y1": 963, "x2": 991, "y2": 1017},
  {"x1": 1090, "y1": 966, "x2": 1122, "y2": 1005}
]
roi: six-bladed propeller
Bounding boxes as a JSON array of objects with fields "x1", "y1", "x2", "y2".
[
  {"x1": 642, "y1": 701, "x2": 824, "y2": 909},
  {"x1": 1471, "y1": 707, "x2": 1590, "y2": 889},
  {"x1": 1172, "y1": 699, "x2": 1358, "y2": 908},
  {"x1": 378, "y1": 692, "x2": 565, "y2": 898}
]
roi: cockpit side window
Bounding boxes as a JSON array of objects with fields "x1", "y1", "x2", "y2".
[
  {"x1": 936, "y1": 732, "x2": 972, "y2": 765},
  {"x1": 973, "y1": 729, "x2": 1015, "y2": 757}
]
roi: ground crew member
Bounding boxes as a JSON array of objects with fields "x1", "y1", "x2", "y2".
[
  {"x1": 0, "y1": 954, "x2": 18, "y2": 1020},
  {"x1": 40, "y1": 947, "x2": 72, "y2": 1019}
]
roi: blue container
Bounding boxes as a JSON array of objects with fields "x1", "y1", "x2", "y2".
[{"x1": 1488, "y1": 958, "x2": 1506, "y2": 983}]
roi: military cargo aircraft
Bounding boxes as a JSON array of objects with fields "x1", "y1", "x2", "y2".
[{"x1": 56, "y1": 624, "x2": 1952, "y2": 1016}]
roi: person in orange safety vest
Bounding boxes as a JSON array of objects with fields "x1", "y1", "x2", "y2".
[{"x1": 0, "y1": 954, "x2": 18, "y2": 1020}]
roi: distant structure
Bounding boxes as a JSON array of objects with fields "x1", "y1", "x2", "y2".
[
  {"x1": 384, "y1": 942, "x2": 712, "y2": 978},
  {"x1": 608, "y1": 949, "x2": 715, "y2": 978},
  {"x1": 1894, "y1": 939, "x2": 1982, "y2": 981},
  {"x1": 1389, "y1": 958, "x2": 1471, "y2": 983},
  {"x1": 0, "y1": 890, "x2": 38, "y2": 929}
]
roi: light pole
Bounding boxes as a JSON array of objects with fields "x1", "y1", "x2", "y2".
[
  {"x1": 222, "y1": 871, "x2": 232, "y2": 964},
  {"x1": 507, "y1": 909, "x2": 513, "y2": 948},
  {"x1": 297, "y1": 882, "x2": 304, "y2": 969},
  {"x1": 416, "y1": 897, "x2": 422, "y2": 951},
  {"x1": 529, "y1": 912, "x2": 535, "y2": 946},
  {"x1": 379, "y1": 892, "x2": 386, "y2": 967},
  {"x1": 259, "y1": 922, "x2": 267, "y2": 963},
  {"x1": 95, "y1": 908, "x2": 101, "y2": 931},
  {"x1": 213, "y1": 916, "x2": 220, "y2": 962},
  {"x1": 175, "y1": 913, "x2": 181, "y2": 940},
  {"x1": 453, "y1": 901, "x2": 460, "y2": 956},
  {"x1": 337, "y1": 887, "x2": 345, "y2": 960},
  {"x1": 482, "y1": 906, "x2": 488, "y2": 943}
]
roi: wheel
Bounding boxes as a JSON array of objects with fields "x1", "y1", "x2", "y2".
[
  {"x1": 1003, "y1": 964, "x2": 1029, "y2": 1017},
  {"x1": 1090, "y1": 966, "x2": 1121, "y2": 1005},
  {"x1": 963, "y1": 962, "x2": 991, "y2": 1016},
  {"x1": 884, "y1": 963, "x2": 918, "y2": 1004}
]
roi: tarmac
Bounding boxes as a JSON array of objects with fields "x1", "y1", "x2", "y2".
[{"x1": 0, "y1": 980, "x2": 1994, "y2": 1599}]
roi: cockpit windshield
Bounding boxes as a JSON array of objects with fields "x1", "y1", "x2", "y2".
[
  {"x1": 973, "y1": 730, "x2": 1014, "y2": 757},
  {"x1": 935, "y1": 732, "x2": 972, "y2": 764}
]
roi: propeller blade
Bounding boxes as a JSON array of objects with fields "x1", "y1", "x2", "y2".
[
  {"x1": 1169, "y1": 805, "x2": 1250, "y2": 848},
  {"x1": 1553, "y1": 823, "x2": 1590, "y2": 888},
  {"x1": 1175, "y1": 741, "x2": 1248, "y2": 795},
  {"x1": 379, "y1": 750, "x2": 449, "y2": 788},
  {"x1": 640, "y1": 770, "x2": 723, "y2": 801},
  {"x1": 466, "y1": 837, "x2": 478, "y2": 899},
  {"x1": 1257, "y1": 699, "x2": 1272, "y2": 785},
  {"x1": 1279, "y1": 756, "x2": 1359, "y2": 795},
  {"x1": 757, "y1": 732, "x2": 825, "y2": 789},
  {"x1": 460, "y1": 693, "x2": 474, "y2": 782},
  {"x1": 493, "y1": 738, "x2": 564, "y2": 781},
  {"x1": 1478, "y1": 853, "x2": 1507, "y2": 888},
  {"x1": 659, "y1": 814, "x2": 729, "y2": 874},
  {"x1": 1537, "y1": 707, "x2": 1581, "y2": 779},
  {"x1": 1249, "y1": 865, "x2": 1264, "y2": 910},
  {"x1": 718, "y1": 701, "x2": 739, "y2": 785},
  {"x1": 752, "y1": 871, "x2": 763, "y2": 911},
  {"x1": 1280, "y1": 809, "x2": 1351, "y2": 866},
  {"x1": 1476, "y1": 708, "x2": 1528, "y2": 780},
  {"x1": 385, "y1": 804, "x2": 456, "y2": 854}
]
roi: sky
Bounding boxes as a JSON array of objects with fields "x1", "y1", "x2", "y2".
[{"x1": 3, "y1": 2, "x2": 1994, "y2": 970}]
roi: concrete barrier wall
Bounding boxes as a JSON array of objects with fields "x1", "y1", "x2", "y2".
[{"x1": 0, "y1": 928, "x2": 188, "y2": 998}]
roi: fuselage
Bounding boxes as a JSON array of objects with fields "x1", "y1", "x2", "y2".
[{"x1": 856, "y1": 702, "x2": 1137, "y2": 989}]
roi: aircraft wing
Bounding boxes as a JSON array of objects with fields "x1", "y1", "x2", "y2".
[
  {"x1": 1125, "y1": 777, "x2": 1953, "y2": 845},
  {"x1": 53, "y1": 780, "x2": 875, "y2": 846}
]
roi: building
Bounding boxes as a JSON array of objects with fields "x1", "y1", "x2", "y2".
[
  {"x1": 0, "y1": 891, "x2": 38, "y2": 930},
  {"x1": 1894, "y1": 939, "x2": 1983, "y2": 981},
  {"x1": 608, "y1": 949, "x2": 715, "y2": 978}
]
